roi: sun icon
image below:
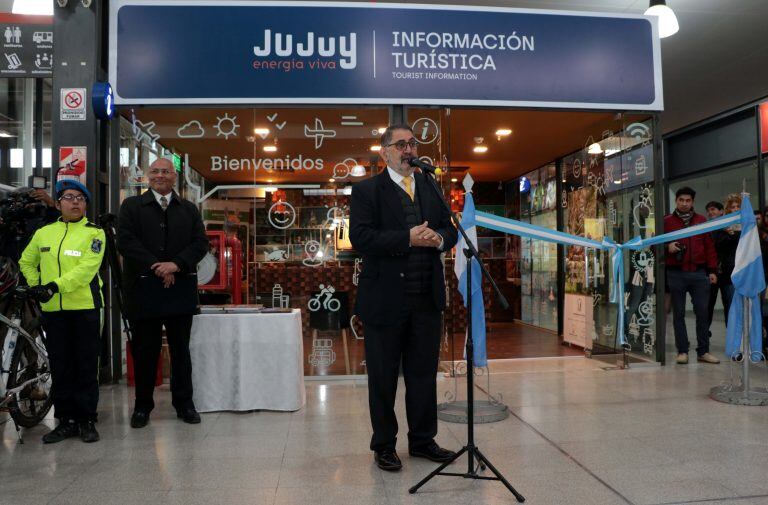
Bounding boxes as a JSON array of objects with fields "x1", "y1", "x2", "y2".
[{"x1": 214, "y1": 113, "x2": 239, "y2": 139}]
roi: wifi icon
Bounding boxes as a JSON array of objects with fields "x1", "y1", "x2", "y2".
[{"x1": 626, "y1": 122, "x2": 651, "y2": 141}]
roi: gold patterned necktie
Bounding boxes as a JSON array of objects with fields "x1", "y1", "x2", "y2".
[{"x1": 402, "y1": 176, "x2": 414, "y2": 201}]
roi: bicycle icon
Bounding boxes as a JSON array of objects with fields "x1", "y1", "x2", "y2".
[{"x1": 308, "y1": 284, "x2": 340, "y2": 312}]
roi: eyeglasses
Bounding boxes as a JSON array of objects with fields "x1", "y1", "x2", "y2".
[
  {"x1": 384, "y1": 139, "x2": 419, "y2": 151},
  {"x1": 59, "y1": 194, "x2": 86, "y2": 203},
  {"x1": 148, "y1": 168, "x2": 174, "y2": 176}
]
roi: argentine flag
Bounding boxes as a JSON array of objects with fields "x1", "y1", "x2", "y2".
[
  {"x1": 725, "y1": 196, "x2": 766, "y2": 361},
  {"x1": 453, "y1": 191, "x2": 488, "y2": 367}
]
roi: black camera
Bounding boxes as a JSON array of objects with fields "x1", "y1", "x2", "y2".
[
  {"x1": 0, "y1": 188, "x2": 49, "y2": 257},
  {"x1": 675, "y1": 242, "x2": 687, "y2": 262}
]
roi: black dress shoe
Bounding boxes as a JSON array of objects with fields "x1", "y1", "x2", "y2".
[
  {"x1": 374, "y1": 450, "x2": 402, "y2": 471},
  {"x1": 176, "y1": 407, "x2": 201, "y2": 424},
  {"x1": 42, "y1": 420, "x2": 79, "y2": 444},
  {"x1": 409, "y1": 442, "x2": 457, "y2": 463},
  {"x1": 79, "y1": 421, "x2": 100, "y2": 443},
  {"x1": 130, "y1": 410, "x2": 150, "y2": 429}
]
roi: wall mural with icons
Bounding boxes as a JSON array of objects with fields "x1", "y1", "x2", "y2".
[
  {"x1": 562, "y1": 118, "x2": 657, "y2": 356},
  {"x1": 116, "y1": 107, "x2": 390, "y2": 377}
]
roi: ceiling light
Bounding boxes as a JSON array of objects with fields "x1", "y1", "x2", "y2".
[
  {"x1": 495, "y1": 128, "x2": 512, "y2": 137},
  {"x1": 370, "y1": 145, "x2": 381, "y2": 152},
  {"x1": 473, "y1": 146, "x2": 488, "y2": 153},
  {"x1": 12, "y1": 0, "x2": 52, "y2": 15},
  {"x1": 588, "y1": 142, "x2": 603, "y2": 154},
  {"x1": 645, "y1": 0, "x2": 679, "y2": 38},
  {"x1": 253, "y1": 127, "x2": 270, "y2": 135},
  {"x1": 329, "y1": 178, "x2": 335, "y2": 183},
  {"x1": 350, "y1": 164, "x2": 366, "y2": 177},
  {"x1": 451, "y1": 178, "x2": 458, "y2": 182},
  {"x1": 263, "y1": 186, "x2": 278, "y2": 192},
  {"x1": 377, "y1": 127, "x2": 387, "y2": 134},
  {"x1": 263, "y1": 145, "x2": 277, "y2": 152}
]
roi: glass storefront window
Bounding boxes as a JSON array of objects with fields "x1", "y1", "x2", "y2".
[
  {"x1": 121, "y1": 107, "x2": 391, "y2": 376},
  {"x1": 519, "y1": 164, "x2": 558, "y2": 331},
  {"x1": 563, "y1": 116, "x2": 657, "y2": 359},
  {"x1": 668, "y1": 160, "x2": 758, "y2": 212}
]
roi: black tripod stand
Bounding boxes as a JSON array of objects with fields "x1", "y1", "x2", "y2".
[
  {"x1": 407, "y1": 162, "x2": 525, "y2": 502},
  {"x1": 98, "y1": 213, "x2": 133, "y2": 345}
]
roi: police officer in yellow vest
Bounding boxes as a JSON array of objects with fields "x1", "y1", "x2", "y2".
[{"x1": 19, "y1": 180, "x2": 105, "y2": 444}]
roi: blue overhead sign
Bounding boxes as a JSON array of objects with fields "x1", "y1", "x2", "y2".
[{"x1": 109, "y1": 1, "x2": 663, "y2": 110}]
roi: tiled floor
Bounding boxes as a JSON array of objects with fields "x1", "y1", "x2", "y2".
[{"x1": 2, "y1": 353, "x2": 767, "y2": 505}]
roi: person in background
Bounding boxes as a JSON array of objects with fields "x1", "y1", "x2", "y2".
[
  {"x1": 705, "y1": 201, "x2": 725, "y2": 340},
  {"x1": 705, "y1": 201, "x2": 724, "y2": 220},
  {"x1": 18, "y1": 180, "x2": 105, "y2": 443},
  {"x1": 664, "y1": 187, "x2": 719, "y2": 365},
  {"x1": 711, "y1": 194, "x2": 741, "y2": 334},
  {"x1": 117, "y1": 158, "x2": 208, "y2": 429}
]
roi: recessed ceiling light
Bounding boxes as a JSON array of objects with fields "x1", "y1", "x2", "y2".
[
  {"x1": 263, "y1": 145, "x2": 277, "y2": 152},
  {"x1": 473, "y1": 146, "x2": 488, "y2": 153},
  {"x1": 451, "y1": 178, "x2": 458, "y2": 182},
  {"x1": 329, "y1": 178, "x2": 335, "y2": 183},
  {"x1": 370, "y1": 145, "x2": 381, "y2": 152},
  {"x1": 254, "y1": 127, "x2": 270, "y2": 135},
  {"x1": 495, "y1": 128, "x2": 512, "y2": 136}
]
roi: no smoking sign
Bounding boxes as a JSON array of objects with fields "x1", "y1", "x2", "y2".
[{"x1": 60, "y1": 87, "x2": 87, "y2": 120}]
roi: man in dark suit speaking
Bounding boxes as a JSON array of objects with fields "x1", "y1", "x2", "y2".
[
  {"x1": 118, "y1": 158, "x2": 208, "y2": 428},
  {"x1": 350, "y1": 124, "x2": 458, "y2": 471}
]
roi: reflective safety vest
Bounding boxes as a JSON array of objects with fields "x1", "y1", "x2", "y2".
[{"x1": 19, "y1": 217, "x2": 105, "y2": 312}]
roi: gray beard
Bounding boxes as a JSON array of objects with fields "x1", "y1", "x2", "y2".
[{"x1": 388, "y1": 163, "x2": 414, "y2": 177}]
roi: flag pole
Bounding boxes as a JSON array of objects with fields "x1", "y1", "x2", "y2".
[
  {"x1": 710, "y1": 191, "x2": 768, "y2": 406},
  {"x1": 742, "y1": 298, "x2": 750, "y2": 397}
]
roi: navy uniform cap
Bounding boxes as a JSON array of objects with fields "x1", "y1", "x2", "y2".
[{"x1": 55, "y1": 179, "x2": 92, "y2": 203}]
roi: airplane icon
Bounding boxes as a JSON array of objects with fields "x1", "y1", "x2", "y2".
[{"x1": 304, "y1": 118, "x2": 337, "y2": 149}]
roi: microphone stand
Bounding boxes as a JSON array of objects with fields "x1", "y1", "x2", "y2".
[{"x1": 408, "y1": 163, "x2": 525, "y2": 502}]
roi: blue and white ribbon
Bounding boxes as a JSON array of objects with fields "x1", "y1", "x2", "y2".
[{"x1": 474, "y1": 210, "x2": 743, "y2": 347}]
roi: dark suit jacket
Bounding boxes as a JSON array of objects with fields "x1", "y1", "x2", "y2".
[
  {"x1": 350, "y1": 171, "x2": 458, "y2": 324},
  {"x1": 117, "y1": 190, "x2": 208, "y2": 318}
]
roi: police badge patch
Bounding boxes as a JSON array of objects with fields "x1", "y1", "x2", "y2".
[{"x1": 91, "y1": 238, "x2": 103, "y2": 253}]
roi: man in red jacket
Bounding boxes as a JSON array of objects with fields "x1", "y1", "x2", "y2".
[{"x1": 665, "y1": 187, "x2": 720, "y2": 365}]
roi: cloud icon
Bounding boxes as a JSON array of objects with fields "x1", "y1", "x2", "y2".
[{"x1": 177, "y1": 120, "x2": 205, "y2": 138}]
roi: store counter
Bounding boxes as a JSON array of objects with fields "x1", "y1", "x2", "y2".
[{"x1": 190, "y1": 309, "x2": 306, "y2": 412}]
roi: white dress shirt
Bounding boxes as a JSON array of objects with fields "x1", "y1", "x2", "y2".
[{"x1": 151, "y1": 189, "x2": 173, "y2": 207}]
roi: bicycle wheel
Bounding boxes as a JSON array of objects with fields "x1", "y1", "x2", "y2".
[{"x1": 7, "y1": 322, "x2": 53, "y2": 427}]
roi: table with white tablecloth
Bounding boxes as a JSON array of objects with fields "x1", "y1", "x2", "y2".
[{"x1": 190, "y1": 309, "x2": 305, "y2": 412}]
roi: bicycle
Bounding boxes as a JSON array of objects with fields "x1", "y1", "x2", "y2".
[{"x1": 0, "y1": 285, "x2": 53, "y2": 442}]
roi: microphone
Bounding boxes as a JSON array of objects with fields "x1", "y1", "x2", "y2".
[{"x1": 407, "y1": 157, "x2": 443, "y2": 176}]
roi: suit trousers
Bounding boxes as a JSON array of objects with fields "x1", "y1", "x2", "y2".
[
  {"x1": 42, "y1": 309, "x2": 101, "y2": 422},
  {"x1": 130, "y1": 314, "x2": 194, "y2": 412},
  {"x1": 363, "y1": 294, "x2": 441, "y2": 452}
]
